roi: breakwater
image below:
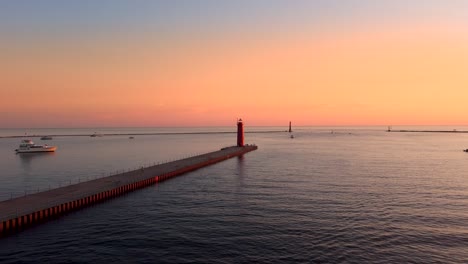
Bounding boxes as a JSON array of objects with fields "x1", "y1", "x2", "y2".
[
  {"x1": 388, "y1": 130, "x2": 468, "y2": 133},
  {"x1": 0, "y1": 145, "x2": 257, "y2": 238}
]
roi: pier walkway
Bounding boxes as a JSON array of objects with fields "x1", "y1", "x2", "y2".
[{"x1": 0, "y1": 145, "x2": 257, "y2": 237}]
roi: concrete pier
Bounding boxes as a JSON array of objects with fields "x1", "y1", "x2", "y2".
[{"x1": 0, "y1": 145, "x2": 257, "y2": 237}]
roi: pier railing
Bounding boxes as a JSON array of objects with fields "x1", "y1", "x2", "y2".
[
  {"x1": 0, "y1": 145, "x2": 258, "y2": 227},
  {"x1": 1, "y1": 148, "x2": 242, "y2": 202}
]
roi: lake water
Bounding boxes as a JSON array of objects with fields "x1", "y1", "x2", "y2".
[{"x1": 1, "y1": 126, "x2": 468, "y2": 263}]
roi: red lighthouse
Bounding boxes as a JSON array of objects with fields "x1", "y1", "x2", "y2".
[{"x1": 237, "y1": 119, "x2": 244, "y2": 147}]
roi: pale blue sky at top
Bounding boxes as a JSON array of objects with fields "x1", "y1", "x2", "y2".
[{"x1": 2, "y1": 0, "x2": 468, "y2": 39}]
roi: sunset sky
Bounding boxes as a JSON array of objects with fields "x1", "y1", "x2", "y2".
[{"x1": 1, "y1": 0, "x2": 468, "y2": 127}]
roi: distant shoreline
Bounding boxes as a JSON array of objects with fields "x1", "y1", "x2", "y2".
[
  {"x1": 0, "y1": 130, "x2": 286, "y2": 139},
  {"x1": 388, "y1": 130, "x2": 468, "y2": 133}
]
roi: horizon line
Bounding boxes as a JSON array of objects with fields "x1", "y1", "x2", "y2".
[{"x1": 2, "y1": 124, "x2": 468, "y2": 130}]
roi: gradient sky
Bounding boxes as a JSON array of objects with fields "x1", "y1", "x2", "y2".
[{"x1": 1, "y1": 0, "x2": 468, "y2": 127}]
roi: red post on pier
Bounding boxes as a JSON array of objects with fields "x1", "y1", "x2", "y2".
[{"x1": 237, "y1": 119, "x2": 244, "y2": 147}]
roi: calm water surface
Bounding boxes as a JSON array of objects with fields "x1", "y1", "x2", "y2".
[{"x1": 1, "y1": 127, "x2": 468, "y2": 263}]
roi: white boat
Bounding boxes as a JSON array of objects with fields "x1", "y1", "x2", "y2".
[{"x1": 15, "y1": 139, "x2": 57, "y2": 153}]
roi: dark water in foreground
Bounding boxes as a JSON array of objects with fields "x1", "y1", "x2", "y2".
[{"x1": 1, "y1": 127, "x2": 468, "y2": 263}]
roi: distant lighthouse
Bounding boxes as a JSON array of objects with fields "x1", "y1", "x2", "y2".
[
  {"x1": 237, "y1": 119, "x2": 244, "y2": 147},
  {"x1": 289, "y1": 121, "x2": 292, "y2": 133}
]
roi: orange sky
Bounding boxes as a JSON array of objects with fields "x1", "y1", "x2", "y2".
[{"x1": 2, "y1": 17, "x2": 468, "y2": 127}]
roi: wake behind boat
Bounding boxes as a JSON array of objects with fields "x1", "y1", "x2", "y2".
[{"x1": 15, "y1": 139, "x2": 57, "y2": 153}]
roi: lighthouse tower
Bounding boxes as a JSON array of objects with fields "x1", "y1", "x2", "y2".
[{"x1": 237, "y1": 119, "x2": 244, "y2": 147}]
